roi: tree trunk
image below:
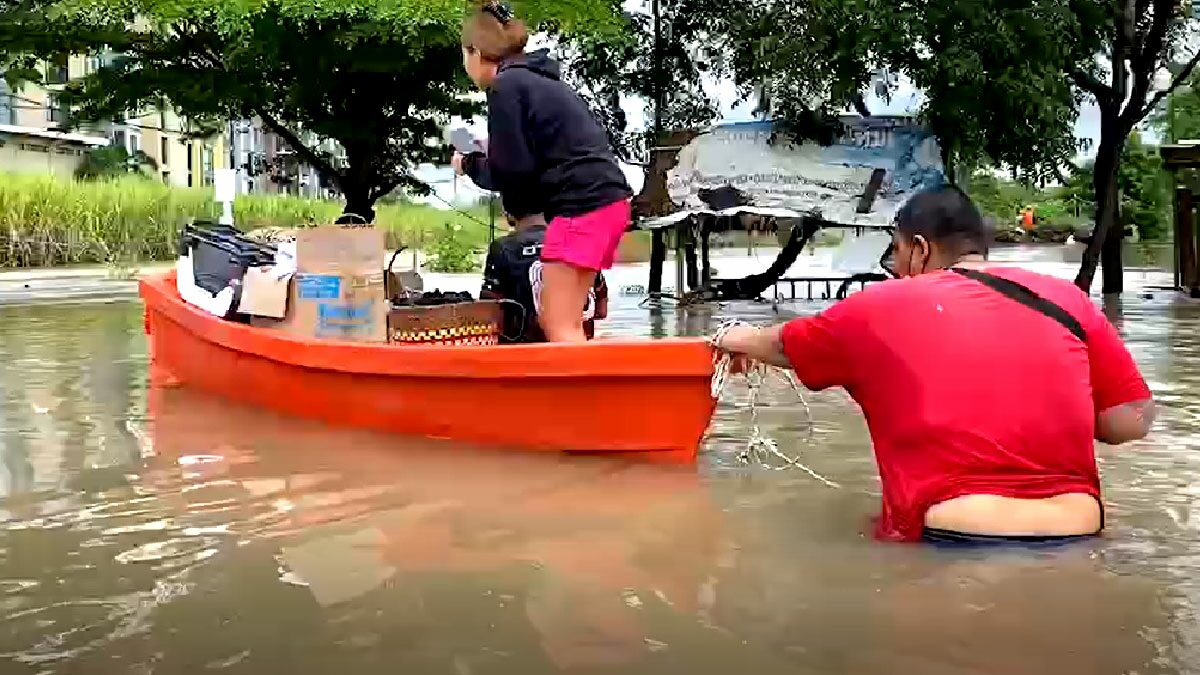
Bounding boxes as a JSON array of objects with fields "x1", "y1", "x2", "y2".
[
  {"x1": 1075, "y1": 129, "x2": 1123, "y2": 292},
  {"x1": 341, "y1": 182, "x2": 377, "y2": 224},
  {"x1": 1100, "y1": 212, "x2": 1124, "y2": 295}
]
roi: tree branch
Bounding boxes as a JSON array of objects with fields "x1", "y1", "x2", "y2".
[
  {"x1": 368, "y1": 178, "x2": 403, "y2": 201},
  {"x1": 1072, "y1": 70, "x2": 1112, "y2": 106},
  {"x1": 252, "y1": 108, "x2": 342, "y2": 191},
  {"x1": 1121, "y1": 0, "x2": 1175, "y2": 129},
  {"x1": 1107, "y1": 0, "x2": 1134, "y2": 115},
  {"x1": 851, "y1": 93, "x2": 871, "y2": 118},
  {"x1": 1140, "y1": 48, "x2": 1200, "y2": 121}
]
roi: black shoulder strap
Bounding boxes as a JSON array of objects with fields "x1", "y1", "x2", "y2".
[{"x1": 951, "y1": 268, "x2": 1087, "y2": 343}]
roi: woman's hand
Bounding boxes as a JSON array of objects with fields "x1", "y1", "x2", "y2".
[{"x1": 451, "y1": 152, "x2": 467, "y2": 176}]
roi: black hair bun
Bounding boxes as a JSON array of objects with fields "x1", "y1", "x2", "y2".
[{"x1": 482, "y1": 1, "x2": 514, "y2": 24}]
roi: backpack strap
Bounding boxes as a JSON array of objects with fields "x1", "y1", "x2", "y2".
[{"x1": 951, "y1": 268, "x2": 1087, "y2": 343}]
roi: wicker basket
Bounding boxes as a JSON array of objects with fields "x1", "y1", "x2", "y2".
[{"x1": 388, "y1": 300, "x2": 504, "y2": 346}]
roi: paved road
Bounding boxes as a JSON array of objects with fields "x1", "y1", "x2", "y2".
[{"x1": 0, "y1": 265, "x2": 170, "y2": 306}]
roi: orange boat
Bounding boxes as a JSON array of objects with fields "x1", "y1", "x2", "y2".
[{"x1": 139, "y1": 272, "x2": 718, "y2": 459}]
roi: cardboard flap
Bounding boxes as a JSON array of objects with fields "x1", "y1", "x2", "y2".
[
  {"x1": 295, "y1": 225, "x2": 385, "y2": 272},
  {"x1": 238, "y1": 266, "x2": 292, "y2": 319}
]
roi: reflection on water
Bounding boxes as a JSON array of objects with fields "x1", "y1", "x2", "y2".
[{"x1": 0, "y1": 250, "x2": 1198, "y2": 674}]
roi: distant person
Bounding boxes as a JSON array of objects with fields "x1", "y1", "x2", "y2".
[
  {"x1": 453, "y1": 1, "x2": 631, "y2": 343},
  {"x1": 481, "y1": 213, "x2": 607, "y2": 343},
  {"x1": 714, "y1": 186, "x2": 1155, "y2": 545}
]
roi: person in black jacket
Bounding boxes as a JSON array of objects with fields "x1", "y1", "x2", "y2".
[
  {"x1": 481, "y1": 213, "x2": 607, "y2": 343},
  {"x1": 453, "y1": 2, "x2": 631, "y2": 343}
]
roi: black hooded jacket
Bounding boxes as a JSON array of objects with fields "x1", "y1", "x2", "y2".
[{"x1": 463, "y1": 50, "x2": 632, "y2": 221}]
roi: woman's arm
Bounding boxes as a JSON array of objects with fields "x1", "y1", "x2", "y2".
[
  {"x1": 457, "y1": 152, "x2": 497, "y2": 191},
  {"x1": 483, "y1": 83, "x2": 539, "y2": 218}
]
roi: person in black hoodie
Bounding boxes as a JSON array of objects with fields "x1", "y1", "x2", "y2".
[{"x1": 453, "y1": 2, "x2": 632, "y2": 343}]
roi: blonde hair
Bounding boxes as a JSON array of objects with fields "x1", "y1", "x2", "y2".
[{"x1": 462, "y1": 4, "x2": 529, "y2": 62}]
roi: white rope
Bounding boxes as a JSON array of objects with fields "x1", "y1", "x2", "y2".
[{"x1": 708, "y1": 320, "x2": 839, "y2": 487}]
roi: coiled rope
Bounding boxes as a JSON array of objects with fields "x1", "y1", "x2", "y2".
[{"x1": 708, "y1": 320, "x2": 840, "y2": 487}]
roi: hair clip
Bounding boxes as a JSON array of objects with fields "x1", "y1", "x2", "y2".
[{"x1": 482, "y1": 1, "x2": 514, "y2": 25}]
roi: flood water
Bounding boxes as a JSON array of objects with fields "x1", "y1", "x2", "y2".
[{"x1": 0, "y1": 245, "x2": 1198, "y2": 674}]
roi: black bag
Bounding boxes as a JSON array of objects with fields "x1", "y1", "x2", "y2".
[{"x1": 179, "y1": 221, "x2": 278, "y2": 319}]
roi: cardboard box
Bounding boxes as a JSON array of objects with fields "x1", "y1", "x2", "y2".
[{"x1": 270, "y1": 225, "x2": 388, "y2": 343}]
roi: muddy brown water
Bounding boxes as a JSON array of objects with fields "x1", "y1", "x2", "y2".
[{"x1": 0, "y1": 246, "x2": 1197, "y2": 674}]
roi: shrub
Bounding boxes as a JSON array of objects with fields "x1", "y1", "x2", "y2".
[
  {"x1": 0, "y1": 173, "x2": 497, "y2": 268},
  {"x1": 424, "y1": 223, "x2": 481, "y2": 273}
]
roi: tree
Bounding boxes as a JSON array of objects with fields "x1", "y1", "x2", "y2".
[
  {"x1": 1151, "y1": 66, "x2": 1200, "y2": 143},
  {"x1": 1, "y1": 0, "x2": 617, "y2": 222},
  {"x1": 969, "y1": 133, "x2": 1170, "y2": 244},
  {"x1": 1068, "y1": 0, "x2": 1200, "y2": 294},
  {"x1": 722, "y1": 0, "x2": 1093, "y2": 182},
  {"x1": 1115, "y1": 132, "x2": 1171, "y2": 241},
  {"x1": 723, "y1": 0, "x2": 1198, "y2": 295},
  {"x1": 556, "y1": 0, "x2": 733, "y2": 166},
  {"x1": 75, "y1": 145, "x2": 159, "y2": 180}
]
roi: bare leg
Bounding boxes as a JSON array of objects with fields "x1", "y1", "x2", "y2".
[{"x1": 538, "y1": 262, "x2": 594, "y2": 343}]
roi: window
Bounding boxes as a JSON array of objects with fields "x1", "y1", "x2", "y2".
[
  {"x1": 160, "y1": 137, "x2": 169, "y2": 166},
  {"x1": 129, "y1": 133, "x2": 141, "y2": 154},
  {"x1": 201, "y1": 146, "x2": 214, "y2": 186},
  {"x1": 186, "y1": 141, "x2": 195, "y2": 187},
  {"x1": 45, "y1": 54, "x2": 69, "y2": 85},
  {"x1": 0, "y1": 83, "x2": 13, "y2": 126},
  {"x1": 45, "y1": 94, "x2": 67, "y2": 125}
]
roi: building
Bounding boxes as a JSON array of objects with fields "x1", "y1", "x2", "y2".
[
  {"x1": 0, "y1": 53, "x2": 348, "y2": 202},
  {"x1": 112, "y1": 107, "x2": 226, "y2": 189},
  {"x1": 0, "y1": 52, "x2": 227, "y2": 185},
  {"x1": 226, "y1": 118, "x2": 342, "y2": 199},
  {"x1": 0, "y1": 55, "x2": 108, "y2": 178}
]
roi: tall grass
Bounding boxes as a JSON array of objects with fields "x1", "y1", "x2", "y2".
[{"x1": 0, "y1": 173, "x2": 496, "y2": 268}]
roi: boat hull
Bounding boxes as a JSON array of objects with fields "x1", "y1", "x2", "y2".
[{"x1": 139, "y1": 273, "x2": 717, "y2": 458}]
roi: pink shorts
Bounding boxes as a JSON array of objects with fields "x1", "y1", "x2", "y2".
[{"x1": 541, "y1": 199, "x2": 631, "y2": 271}]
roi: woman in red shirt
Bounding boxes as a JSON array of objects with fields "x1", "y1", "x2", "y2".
[{"x1": 715, "y1": 186, "x2": 1155, "y2": 545}]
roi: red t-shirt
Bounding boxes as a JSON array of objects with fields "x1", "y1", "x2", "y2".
[{"x1": 780, "y1": 268, "x2": 1151, "y2": 542}]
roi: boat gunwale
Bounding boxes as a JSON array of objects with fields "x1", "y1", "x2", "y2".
[{"x1": 140, "y1": 272, "x2": 717, "y2": 380}]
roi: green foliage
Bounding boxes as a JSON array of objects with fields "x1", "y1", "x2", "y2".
[
  {"x1": 1116, "y1": 135, "x2": 1171, "y2": 241},
  {"x1": 74, "y1": 146, "x2": 158, "y2": 181},
  {"x1": 0, "y1": 173, "x2": 495, "y2": 268},
  {"x1": 721, "y1": 0, "x2": 1098, "y2": 179},
  {"x1": 1, "y1": 0, "x2": 620, "y2": 220},
  {"x1": 1152, "y1": 69, "x2": 1200, "y2": 143},
  {"x1": 965, "y1": 173, "x2": 1040, "y2": 224},
  {"x1": 966, "y1": 135, "x2": 1172, "y2": 244},
  {"x1": 424, "y1": 223, "x2": 480, "y2": 273},
  {"x1": 556, "y1": 0, "x2": 734, "y2": 163}
]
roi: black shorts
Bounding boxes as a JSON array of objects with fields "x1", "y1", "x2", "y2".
[{"x1": 921, "y1": 528, "x2": 1099, "y2": 548}]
